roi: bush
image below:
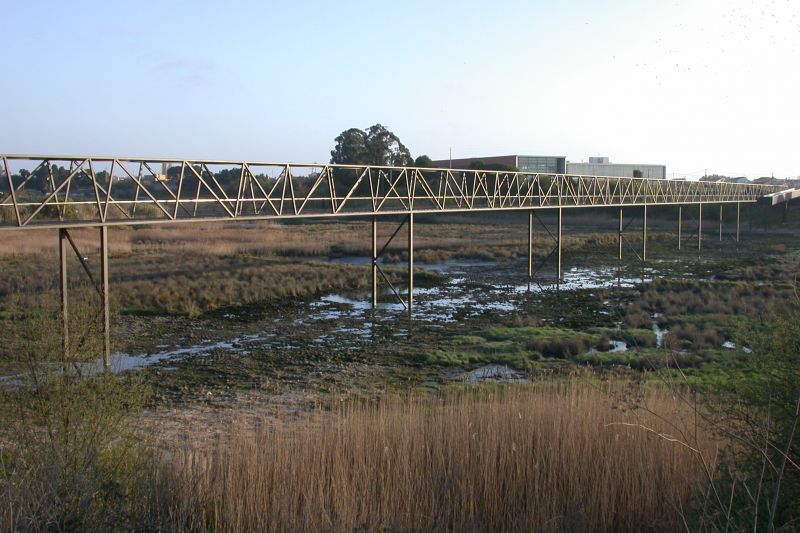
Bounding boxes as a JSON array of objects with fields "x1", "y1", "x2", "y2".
[
  {"x1": 681, "y1": 300, "x2": 800, "y2": 530},
  {"x1": 0, "y1": 297, "x2": 156, "y2": 531},
  {"x1": 620, "y1": 328, "x2": 657, "y2": 348}
]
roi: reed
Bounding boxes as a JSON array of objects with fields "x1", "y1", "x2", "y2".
[{"x1": 158, "y1": 383, "x2": 716, "y2": 532}]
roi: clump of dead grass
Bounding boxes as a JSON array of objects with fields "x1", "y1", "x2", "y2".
[{"x1": 158, "y1": 383, "x2": 716, "y2": 532}]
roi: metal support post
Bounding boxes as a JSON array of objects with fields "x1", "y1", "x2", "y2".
[
  {"x1": 719, "y1": 204, "x2": 723, "y2": 241},
  {"x1": 528, "y1": 210, "x2": 534, "y2": 279},
  {"x1": 618, "y1": 207, "x2": 623, "y2": 260},
  {"x1": 370, "y1": 216, "x2": 410, "y2": 309},
  {"x1": 736, "y1": 203, "x2": 740, "y2": 242},
  {"x1": 698, "y1": 203, "x2": 703, "y2": 250},
  {"x1": 678, "y1": 206, "x2": 682, "y2": 250},
  {"x1": 100, "y1": 226, "x2": 110, "y2": 371},
  {"x1": 371, "y1": 217, "x2": 377, "y2": 308},
  {"x1": 59, "y1": 229, "x2": 69, "y2": 369},
  {"x1": 557, "y1": 208, "x2": 563, "y2": 281},
  {"x1": 407, "y1": 213, "x2": 414, "y2": 312},
  {"x1": 642, "y1": 205, "x2": 647, "y2": 262}
]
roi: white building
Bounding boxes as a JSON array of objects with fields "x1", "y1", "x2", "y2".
[{"x1": 567, "y1": 157, "x2": 666, "y2": 179}]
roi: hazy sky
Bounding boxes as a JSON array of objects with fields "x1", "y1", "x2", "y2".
[{"x1": 2, "y1": 0, "x2": 798, "y2": 178}]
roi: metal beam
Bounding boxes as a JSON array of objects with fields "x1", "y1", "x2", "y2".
[
  {"x1": 736, "y1": 202, "x2": 740, "y2": 242},
  {"x1": 528, "y1": 211, "x2": 563, "y2": 285},
  {"x1": 100, "y1": 226, "x2": 110, "y2": 370},
  {"x1": 0, "y1": 155, "x2": 781, "y2": 230},
  {"x1": 557, "y1": 208, "x2": 563, "y2": 281},
  {"x1": 371, "y1": 217, "x2": 377, "y2": 308},
  {"x1": 719, "y1": 204, "x2": 723, "y2": 241},
  {"x1": 526, "y1": 210, "x2": 532, "y2": 290},
  {"x1": 59, "y1": 229, "x2": 69, "y2": 371},
  {"x1": 678, "y1": 206, "x2": 682, "y2": 250},
  {"x1": 407, "y1": 213, "x2": 414, "y2": 312},
  {"x1": 698, "y1": 203, "x2": 703, "y2": 250},
  {"x1": 371, "y1": 217, "x2": 408, "y2": 309},
  {"x1": 618, "y1": 207, "x2": 623, "y2": 260},
  {"x1": 642, "y1": 205, "x2": 648, "y2": 262}
]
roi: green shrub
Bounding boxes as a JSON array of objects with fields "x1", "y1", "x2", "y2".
[
  {"x1": 0, "y1": 298, "x2": 156, "y2": 531},
  {"x1": 681, "y1": 304, "x2": 800, "y2": 530}
]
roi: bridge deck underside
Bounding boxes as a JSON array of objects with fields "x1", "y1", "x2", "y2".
[{"x1": 0, "y1": 156, "x2": 780, "y2": 230}]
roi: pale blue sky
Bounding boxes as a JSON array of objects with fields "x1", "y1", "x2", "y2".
[{"x1": 2, "y1": 0, "x2": 798, "y2": 178}]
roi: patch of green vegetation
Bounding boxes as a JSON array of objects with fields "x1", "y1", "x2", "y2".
[
  {"x1": 425, "y1": 326, "x2": 606, "y2": 369},
  {"x1": 416, "y1": 348, "x2": 531, "y2": 369},
  {"x1": 449, "y1": 335, "x2": 487, "y2": 346},
  {"x1": 618, "y1": 328, "x2": 658, "y2": 348}
]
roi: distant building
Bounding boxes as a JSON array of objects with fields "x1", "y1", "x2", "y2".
[
  {"x1": 155, "y1": 162, "x2": 170, "y2": 182},
  {"x1": 431, "y1": 155, "x2": 566, "y2": 174},
  {"x1": 566, "y1": 158, "x2": 666, "y2": 179},
  {"x1": 754, "y1": 176, "x2": 800, "y2": 188},
  {"x1": 724, "y1": 176, "x2": 750, "y2": 184},
  {"x1": 432, "y1": 154, "x2": 667, "y2": 178}
]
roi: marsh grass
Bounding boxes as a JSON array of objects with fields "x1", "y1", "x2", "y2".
[
  {"x1": 158, "y1": 383, "x2": 715, "y2": 532},
  {"x1": 0, "y1": 220, "x2": 674, "y2": 318},
  {"x1": 422, "y1": 326, "x2": 658, "y2": 368}
]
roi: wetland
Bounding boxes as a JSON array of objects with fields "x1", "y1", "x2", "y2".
[
  {"x1": 1, "y1": 206, "x2": 798, "y2": 531},
  {"x1": 3, "y1": 208, "x2": 796, "y2": 403}
]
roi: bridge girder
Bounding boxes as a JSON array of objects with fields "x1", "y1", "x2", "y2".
[{"x1": 0, "y1": 155, "x2": 781, "y2": 230}]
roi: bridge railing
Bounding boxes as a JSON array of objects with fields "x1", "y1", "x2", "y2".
[{"x1": 0, "y1": 155, "x2": 781, "y2": 229}]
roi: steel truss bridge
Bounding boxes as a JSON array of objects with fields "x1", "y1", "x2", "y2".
[{"x1": 0, "y1": 154, "x2": 788, "y2": 370}]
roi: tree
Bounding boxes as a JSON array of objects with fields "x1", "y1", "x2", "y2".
[
  {"x1": 364, "y1": 124, "x2": 413, "y2": 166},
  {"x1": 330, "y1": 124, "x2": 413, "y2": 166},
  {"x1": 329, "y1": 128, "x2": 370, "y2": 165},
  {"x1": 414, "y1": 155, "x2": 435, "y2": 168}
]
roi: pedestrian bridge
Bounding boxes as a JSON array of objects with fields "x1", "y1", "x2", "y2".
[
  {"x1": 0, "y1": 154, "x2": 786, "y2": 371},
  {"x1": 0, "y1": 155, "x2": 780, "y2": 229}
]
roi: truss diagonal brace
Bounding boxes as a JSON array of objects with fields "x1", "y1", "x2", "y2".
[
  {"x1": 63, "y1": 229, "x2": 102, "y2": 297},
  {"x1": 371, "y1": 216, "x2": 412, "y2": 310},
  {"x1": 528, "y1": 208, "x2": 563, "y2": 283},
  {"x1": 59, "y1": 227, "x2": 112, "y2": 371}
]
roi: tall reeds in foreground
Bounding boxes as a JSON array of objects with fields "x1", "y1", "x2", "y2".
[{"x1": 160, "y1": 383, "x2": 715, "y2": 532}]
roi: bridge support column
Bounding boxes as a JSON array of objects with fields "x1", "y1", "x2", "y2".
[
  {"x1": 408, "y1": 213, "x2": 414, "y2": 312},
  {"x1": 58, "y1": 227, "x2": 113, "y2": 372},
  {"x1": 736, "y1": 203, "x2": 740, "y2": 242},
  {"x1": 528, "y1": 210, "x2": 534, "y2": 279},
  {"x1": 371, "y1": 218, "x2": 378, "y2": 308},
  {"x1": 642, "y1": 205, "x2": 647, "y2": 262},
  {"x1": 59, "y1": 229, "x2": 69, "y2": 371},
  {"x1": 719, "y1": 205, "x2": 723, "y2": 242},
  {"x1": 369, "y1": 216, "x2": 409, "y2": 310},
  {"x1": 618, "y1": 208, "x2": 623, "y2": 260},
  {"x1": 100, "y1": 226, "x2": 110, "y2": 371},
  {"x1": 678, "y1": 206, "x2": 682, "y2": 250},
  {"x1": 557, "y1": 208, "x2": 563, "y2": 282},
  {"x1": 698, "y1": 204, "x2": 703, "y2": 250}
]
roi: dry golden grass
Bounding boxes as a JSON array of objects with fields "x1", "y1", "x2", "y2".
[
  {"x1": 0, "y1": 219, "x2": 672, "y2": 316},
  {"x1": 0, "y1": 218, "x2": 626, "y2": 259},
  {"x1": 158, "y1": 383, "x2": 717, "y2": 532}
]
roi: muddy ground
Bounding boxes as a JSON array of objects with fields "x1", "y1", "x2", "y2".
[
  {"x1": 2, "y1": 211, "x2": 798, "y2": 443},
  {"x1": 124, "y1": 225, "x2": 798, "y2": 411}
]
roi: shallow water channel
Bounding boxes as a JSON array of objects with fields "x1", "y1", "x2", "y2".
[
  {"x1": 0, "y1": 257, "x2": 677, "y2": 386},
  {"x1": 110, "y1": 259, "x2": 657, "y2": 371}
]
